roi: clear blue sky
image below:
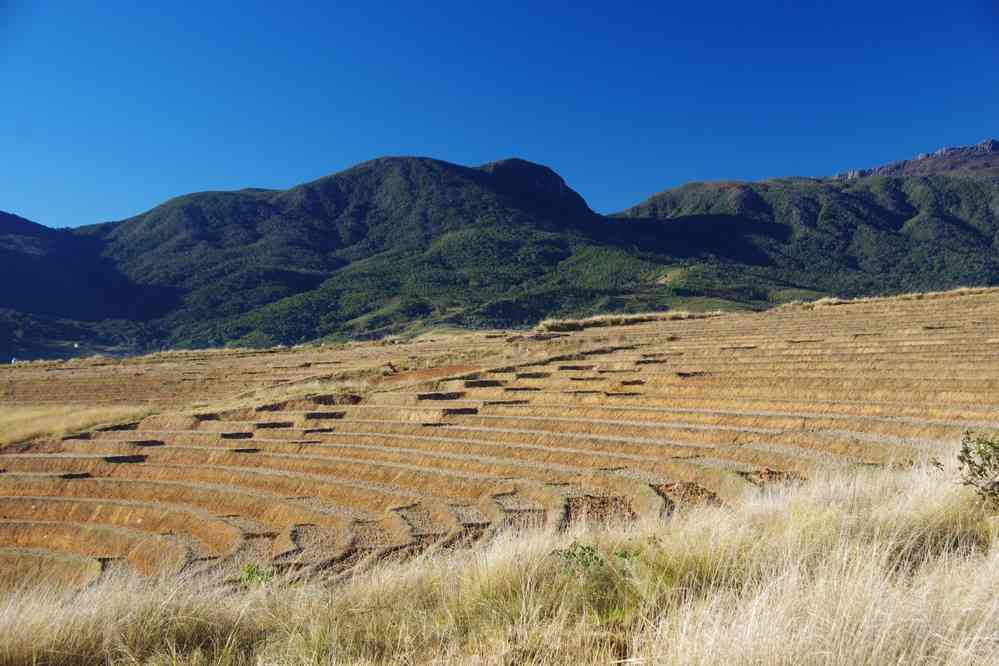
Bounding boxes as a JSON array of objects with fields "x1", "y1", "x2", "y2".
[{"x1": 2, "y1": 1, "x2": 997, "y2": 228}]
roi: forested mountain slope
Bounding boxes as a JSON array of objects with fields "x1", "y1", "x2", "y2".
[{"x1": 3, "y1": 143, "x2": 998, "y2": 357}]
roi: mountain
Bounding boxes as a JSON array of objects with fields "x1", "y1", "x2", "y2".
[
  {"x1": 836, "y1": 138, "x2": 999, "y2": 180},
  {"x1": 95, "y1": 157, "x2": 597, "y2": 325},
  {"x1": 3, "y1": 147, "x2": 999, "y2": 358},
  {"x1": 0, "y1": 211, "x2": 157, "y2": 321},
  {"x1": 1, "y1": 157, "x2": 623, "y2": 354},
  {"x1": 617, "y1": 175, "x2": 999, "y2": 301}
]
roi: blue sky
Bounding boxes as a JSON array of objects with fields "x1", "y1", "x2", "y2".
[{"x1": 2, "y1": 1, "x2": 997, "y2": 228}]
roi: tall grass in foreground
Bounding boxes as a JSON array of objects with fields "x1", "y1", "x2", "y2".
[
  {"x1": 2, "y1": 464, "x2": 998, "y2": 665},
  {"x1": 0, "y1": 405, "x2": 153, "y2": 449}
]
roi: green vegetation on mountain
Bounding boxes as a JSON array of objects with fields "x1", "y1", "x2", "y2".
[
  {"x1": 618, "y1": 175, "x2": 999, "y2": 299},
  {"x1": 2, "y1": 149, "x2": 999, "y2": 357}
]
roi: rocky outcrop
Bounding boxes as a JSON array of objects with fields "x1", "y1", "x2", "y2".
[{"x1": 836, "y1": 138, "x2": 999, "y2": 180}]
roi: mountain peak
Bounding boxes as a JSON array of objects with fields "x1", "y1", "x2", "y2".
[
  {"x1": 479, "y1": 156, "x2": 559, "y2": 175},
  {"x1": 975, "y1": 138, "x2": 999, "y2": 153},
  {"x1": 0, "y1": 210, "x2": 57, "y2": 240},
  {"x1": 477, "y1": 157, "x2": 593, "y2": 218},
  {"x1": 836, "y1": 138, "x2": 999, "y2": 180},
  {"x1": 479, "y1": 158, "x2": 566, "y2": 192}
]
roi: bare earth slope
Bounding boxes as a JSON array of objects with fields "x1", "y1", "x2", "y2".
[{"x1": 2, "y1": 288, "x2": 998, "y2": 586}]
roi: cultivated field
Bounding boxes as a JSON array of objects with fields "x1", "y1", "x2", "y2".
[{"x1": 2, "y1": 290, "x2": 999, "y2": 589}]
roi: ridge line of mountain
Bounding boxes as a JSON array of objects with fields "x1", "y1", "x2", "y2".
[
  {"x1": 2, "y1": 142, "x2": 998, "y2": 359},
  {"x1": 835, "y1": 138, "x2": 999, "y2": 180}
]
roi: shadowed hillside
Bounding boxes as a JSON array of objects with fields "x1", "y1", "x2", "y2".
[{"x1": 0, "y1": 212, "x2": 167, "y2": 321}]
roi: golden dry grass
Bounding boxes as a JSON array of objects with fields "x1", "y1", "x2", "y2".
[
  {"x1": 776, "y1": 285, "x2": 999, "y2": 310},
  {"x1": 0, "y1": 405, "x2": 154, "y2": 449},
  {"x1": 1, "y1": 463, "x2": 997, "y2": 665},
  {"x1": 536, "y1": 310, "x2": 724, "y2": 332},
  {"x1": 5, "y1": 286, "x2": 999, "y2": 662}
]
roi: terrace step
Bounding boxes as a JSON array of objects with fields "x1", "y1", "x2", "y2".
[
  {"x1": 33, "y1": 441, "x2": 517, "y2": 511},
  {"x1": 473, "y1": 404, "x2": 974, "y2": 442},
  {"x1": 0, "y1": 495, "x2": 243, "y2": 558},
  {"x1": 0, "y1": 547, "x2": 103, "y2": 590},
  {"x1": 459, "y1": 389, "x2": 999, "y2": 421},
  {"x1": 339, "y1": 405, "x2": 481, "y2": 422},
  {"x1": 464, "y1": 379, "x2": 506, "y2": 388},
  {"x1": 368, "y1": 391, "x2": 472, "y2": 406},
  {"x1": 0, "y1": 519, "x2": 190, "y2": 576},
  {"x1": 0, "y1": 455, "x2": 428, "y2": 525},
  {"x1": 0, "y1": 475, "x2": 352, "y2": 540},
  {"x1": 245, "y1": 427, "x2": 760, "y2": 501}
]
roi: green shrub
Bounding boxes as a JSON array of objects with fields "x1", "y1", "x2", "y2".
[
  {"x1": 554, "y1": 542, "x2": 603, "y2": 570},
  {"x1": 239, "y1": 562, "x2": 274, "y2": 587},
  {"x1": 957, "y1": 431, "x2": 999, "y2": 505},
  {"x1": 552, "y1": 541, "x2": 645, "y2": 625}
]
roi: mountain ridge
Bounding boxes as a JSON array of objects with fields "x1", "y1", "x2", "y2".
[
  {"x1": 835, "y1": 138, "x2": 999, "y2": 180},
  {"x1": 3, "y1": 148, "x2": 999, "y2": 359}
]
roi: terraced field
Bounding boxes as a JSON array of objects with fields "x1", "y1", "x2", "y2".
[{"x1": 3, "y1": 289, "x2": 998, "y2": 588}]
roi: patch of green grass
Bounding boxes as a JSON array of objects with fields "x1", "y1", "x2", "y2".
[{"x1": 238, "y1": 563, "x2": 274, "y2": 587}]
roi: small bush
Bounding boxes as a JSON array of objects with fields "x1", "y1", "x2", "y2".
[
  {"x1": 239, "y1": 562, "x2": 274, "y2": 587},
  {"x1": 552, "y1": 542, "x2": 644, "y2": 626},
  {"x1": 554, "y1": 542, "x2": 603, "y2": 570},
  {"x1": 957, "y1": 431, "x2": 999, "y2": 505}
]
